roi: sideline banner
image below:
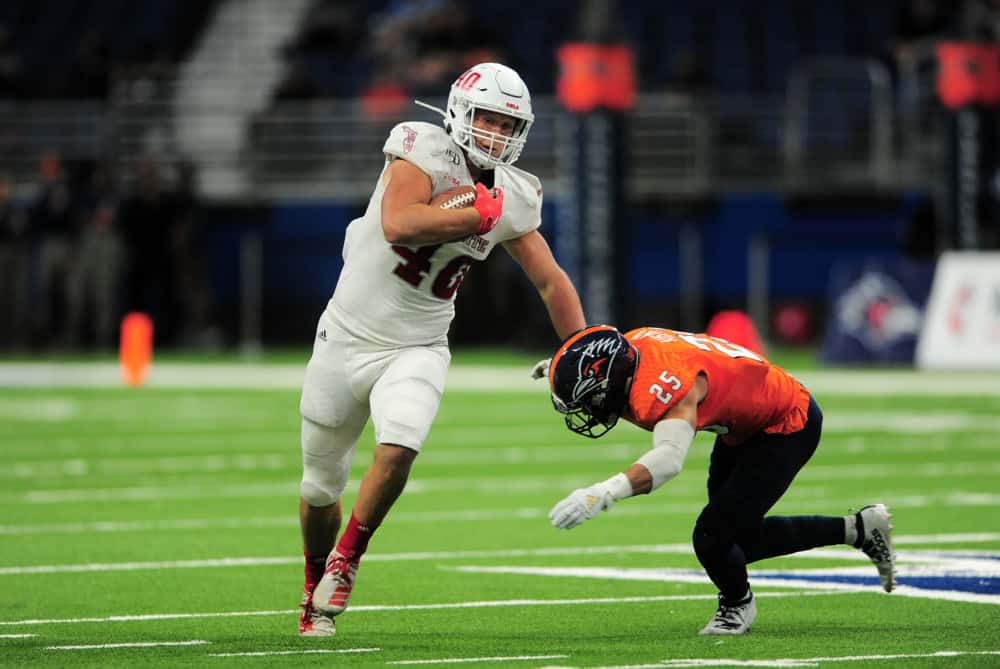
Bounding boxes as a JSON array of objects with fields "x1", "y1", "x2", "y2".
[
  {"x1": 916, "y1": 251, "x2": 1000, "y2": 369},
  {"x1": 819, "y1": 258, "x2": 935, "y2": 365}
]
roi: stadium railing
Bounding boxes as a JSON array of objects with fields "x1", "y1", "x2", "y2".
[{"x1": 0, "y1": 55, "x2": 939, "y2": 202}]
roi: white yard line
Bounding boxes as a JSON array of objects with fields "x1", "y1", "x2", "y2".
[
  {"x1": 1, "y1": 539, "x2": 997, "y2": 576},
  {"x1": 450, "y1": 566, "x2": 1000, "y2": 606},
  {"x1": 581, "y1": 649, "x2": 1000, "y2": 668},
  {"x1": 388, "y1": 655, "x2": 569, "y2": 665},
  {"x1": 47, "y1": 639, "x2": 209, "y2": 650},
  {"x1": 4, "y1": 488, "x2": 1000, "y2": 542},
  {"x1": 2, "y1": 363, "x2": 1000, "y2": 395},
  {"x1": 13, "y1": 476, "x2": 1000, "y2": 506},
  {"x1": 0, "y1": 592, "x2": 844, "y2": 627},
  {"x1": 209, "y1": 647, "x2": 380, "y2": 657},
  {"x1": 0, "y1": 633, "x2": 36, "y2": 638}
]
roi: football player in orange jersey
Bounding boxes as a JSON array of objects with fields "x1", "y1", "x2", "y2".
[{"x1": 544, "y1": 325, "x2": 896, "y2": 635}]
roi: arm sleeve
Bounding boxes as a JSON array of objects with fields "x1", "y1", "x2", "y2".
[{"x1": 634, "y1": 418, "x2": 696, "y2": 491}]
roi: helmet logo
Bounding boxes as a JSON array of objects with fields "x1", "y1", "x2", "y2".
[
  {"x1": 569, "y1": 336, "x2": 622, "y2": 403},
  {"x1": 505, "y1": 102, "x2": 520, "y2": 110},
  {"x1": 454, "y1": 70, "x2": 481, "y2": 91}
]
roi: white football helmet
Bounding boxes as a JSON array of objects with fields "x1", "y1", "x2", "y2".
[{"x1": 444, "y1": 62, "x2": 534, "y2": 169}]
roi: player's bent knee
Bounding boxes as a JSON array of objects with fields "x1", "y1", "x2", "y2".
[
  {"x1": 300, "y1": 417, "x2": 355, "y2": 506},
  {"x1": 300, "y1": 479, "x2": 338, "y2": 507}
]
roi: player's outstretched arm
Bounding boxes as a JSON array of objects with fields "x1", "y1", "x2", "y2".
[
  {"x1": 380, "y1": 160, "x2": 488, "y2": 245},
  {"x1": 549, "y1": 376, "x2": 704, "y2": 530},
  {"x1": 503, "y1": 231, "x2": 585, "y2": 339}
]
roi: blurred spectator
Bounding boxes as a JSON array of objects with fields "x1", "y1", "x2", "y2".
[
  {"x1": 170, "y1": 161, "x2": 221, "y2": 349},
  {"x1": 120, "y1": 159, "x2": 182, "y2": 345},
  {"x1": 669, "y1": 49, "x2": 712, "y2": 95},
  {"x1": 276, "y1": 0, "x2": 365, "y2": 100},
  {"x1": 289, "y1": 0, "x2": 507, "y2": 103},
  {"x1": 0, "y1": 174, "x2": 30, "y2": 350},
  {"x1": 66, "y1": 200, "x2": 125, "y2": 349},
  {"x1": 0, "y1": 24, "x2": 26, "y2": 98},
  {"x1": 62, "y1": 30, "x2": 112, "y2": 99},
  {"x1": 117, "y1": 157, "x2": 218, "y2": 348},
  {"x1": 274, "y1": 60, "x2": 321, "y2": 100},
  {"x1": 291, "y1": 0, "x2": 362, "y2": 53},
  {"x1": 892, "y1": 0, "x2": 952, "y2": 67},
  {"x1": 30, "y1": 151, "x2": 80, "y2": 347},
  {"x1": 960, "y1": 0, "x2": 1000, "y2": 42},
  {"x1": 402, "y1": 2, "x2": 498, "y2": 96},
  {"x1": 360, "y1": 65, "x2": 410, "y2": 120},
  {"x1": 889, "y1": 1, "x2": 954, "y2": 144}
]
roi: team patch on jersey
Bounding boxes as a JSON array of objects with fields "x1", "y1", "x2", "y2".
[{"x1": 401, "y1": 125, "x2": 417, "y2": 154}]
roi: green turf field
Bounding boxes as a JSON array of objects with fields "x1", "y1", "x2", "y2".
[{"x1": 1, "y1": 359, "x2": 999, "y2": 668}]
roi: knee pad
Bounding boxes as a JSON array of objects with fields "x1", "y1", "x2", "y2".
[{"x1": 300, "y1": 417, "x2": 356, "y2": 507}]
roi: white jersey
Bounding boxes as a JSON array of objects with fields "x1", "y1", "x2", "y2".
[{"x1": 325, "y1": 121, "x2": 543, "y2": 348}]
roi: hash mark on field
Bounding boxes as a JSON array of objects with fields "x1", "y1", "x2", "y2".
[
  {"x1": 0, "y1": 633, "x2": 36, "y2": 638},
  {"x1": 48, "y1": 639, "x2": 209, "y2": 650},
  {"x1": 209, "y1": 647, "x2": 380, "y2": 657},
  {"x1": 387, "y1": 655, "x2": 568, "y2": 665}
]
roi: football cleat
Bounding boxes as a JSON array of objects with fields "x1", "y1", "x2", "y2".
[
  {"x1": 699, "y1": 590, "x2": 757, "y2": 636},
  {"x1": 312, "y1": 550, "x2": 359, "y2": 616},
  {"x1": 856, "y1": 503, "x2": 897, "y2": 592},
  {"x1": 298, "y1": 591, "x2": 335, "y2": 637}
]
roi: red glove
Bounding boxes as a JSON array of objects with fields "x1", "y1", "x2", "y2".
[{"x1": 473, "y1": 182, "x2": 504, "y2": 235}]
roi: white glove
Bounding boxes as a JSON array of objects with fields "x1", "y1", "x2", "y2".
[
  {"x1": 549, "y1": 482, "x2": 617, "y2": 530},
  {"x1": 530, "y1": 358, "x2": 551, "y2": 379}
]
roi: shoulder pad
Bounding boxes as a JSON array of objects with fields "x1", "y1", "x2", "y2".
[
  {"x1": 384, "y1": 122, "x2": 458, "y2": 176},
  {"x1": 494, "y1": 165, "x2": 543, "y2": 236}
]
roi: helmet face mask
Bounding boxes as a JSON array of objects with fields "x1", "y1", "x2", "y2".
[
  {"x1": 446, "y1": 63, "x2": 534, "y2": 169},
  {"x1": 549, "y1": 326, "x2": 639, "y2": 439}
]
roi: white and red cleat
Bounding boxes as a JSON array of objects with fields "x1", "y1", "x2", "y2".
[
  {"x1": 299, "y1": 589, "x2": 335, "y2": 637},
  {"x1": 312, "y1": 550, "x2": 359, "y2": 616}
]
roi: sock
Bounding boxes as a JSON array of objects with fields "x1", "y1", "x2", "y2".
[
  {"x1": 843, "y1": 516, "x2": 857, "y2": 547},
  {"x1": 334, "y1": 512, "x2": 377, "y2": 562},
  {"x1": 722, "y1": 587, "x2": 752, "y2": 607},
  {"x1": 743, "y1": 515, "x2": 848, "y2": 562},
  {"x1": 303, "y1": 551, "x2": 326, "y2": 593},
  {"x1": 847, "y1": 512, "x2": 865, "y2": 549}
]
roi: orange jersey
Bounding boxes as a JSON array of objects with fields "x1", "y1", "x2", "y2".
[{"x1": 624, "y1": 327, "x2": 810, "y2": 445}]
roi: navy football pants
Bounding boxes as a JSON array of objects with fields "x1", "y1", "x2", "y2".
[{"x1": 691, "y1": 395, "x2": 846, "y2": 602}]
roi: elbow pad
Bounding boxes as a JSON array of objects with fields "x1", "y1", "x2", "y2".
[{"x1": 635, "y1": 418, "x2": 695, "y2": 491}]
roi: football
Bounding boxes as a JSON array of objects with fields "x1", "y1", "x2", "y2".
[{"x1": 430, "y1": 185, "x2": 477, "y2": 209}]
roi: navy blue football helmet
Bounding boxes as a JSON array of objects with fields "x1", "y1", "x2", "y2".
[{"x1": 549, "y1": 325, "x2": 639, "y2": 438}]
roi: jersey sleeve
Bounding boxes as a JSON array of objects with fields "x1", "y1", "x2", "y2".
[
  {"x1": 383, "y1": 122, "x2": 456, "y2": 186},
  {"x1": 493, "y1": 165, "x2": 543, "y2": 236},
  {"x1": 626, "y1": 332, "x2": 702, "y2": 429}
]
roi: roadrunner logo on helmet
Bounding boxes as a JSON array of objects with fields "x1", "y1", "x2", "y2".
[
  {"x1": 549, "y1": 325, "x2": 639, "y2": 438},
  {"x1": 415, "y1": 62, "x2": 534, "y2": 169}
]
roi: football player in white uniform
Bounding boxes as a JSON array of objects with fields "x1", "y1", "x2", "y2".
[{"x1": 297, "y1": 62, "x2": 586, "y2": 636}]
